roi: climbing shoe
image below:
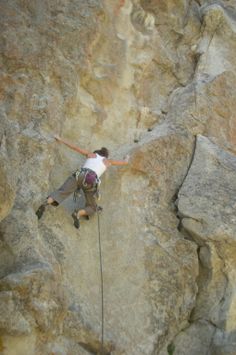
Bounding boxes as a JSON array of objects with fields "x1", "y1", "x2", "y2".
[
  {"x1": 36, "y1": 203, "x2": 47, "y2": 220},
  {"x1": 72, "y1": 212, "x2": 80, "y2": 229}
]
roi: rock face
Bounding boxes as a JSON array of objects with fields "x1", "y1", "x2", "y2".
[
  {"x1": 1, "y1": 0, "x2": 236, "y2": 354},
  {"x1": 176, "y1": 135, "x2": 236, "y2": 355}
]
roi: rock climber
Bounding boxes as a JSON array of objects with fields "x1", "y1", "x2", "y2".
[{"x1": 36, "y1": 135, "x2": 129, "y2": 229}]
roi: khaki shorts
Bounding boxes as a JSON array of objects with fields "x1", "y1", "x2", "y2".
[{"x1": 50, "y1": 172, "x2": 98, "y2": 216}]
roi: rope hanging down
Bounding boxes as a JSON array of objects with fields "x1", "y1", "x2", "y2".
[{"x1": 97, "y1": 208, "x2": 104, "y2": 354}]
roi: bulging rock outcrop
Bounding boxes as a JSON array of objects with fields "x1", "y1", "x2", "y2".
[{"x1": 1, "y1": 1, "x2": 236, "y2": 354}]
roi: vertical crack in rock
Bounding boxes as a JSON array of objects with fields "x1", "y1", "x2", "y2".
[
  {"x1": 173, "y1": 135, "x2": 236, "y2": 354},
  {"x1": 175, "y1": 135, "x2": 197, "y2": 217}
]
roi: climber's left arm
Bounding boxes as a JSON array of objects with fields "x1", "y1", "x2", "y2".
[{"x1": 54, "y1": 135, "x2": 92, "y2": 157}]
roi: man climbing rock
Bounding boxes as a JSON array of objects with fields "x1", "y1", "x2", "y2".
[{"x1": 36, "y1": 135, "x2": 129, "y2": 229}]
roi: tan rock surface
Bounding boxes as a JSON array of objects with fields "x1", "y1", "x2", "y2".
[{"x1": 1, "y1": 0, "x2": 236, "y2": 354}]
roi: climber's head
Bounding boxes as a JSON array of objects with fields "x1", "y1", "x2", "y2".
[{"x1": 93, "y1": 147, "x2": 109, "y2": 158}]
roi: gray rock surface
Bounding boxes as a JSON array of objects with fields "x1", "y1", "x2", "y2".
[{"x1": 177, "y1": 135, "x2": 236, "y2": 354}]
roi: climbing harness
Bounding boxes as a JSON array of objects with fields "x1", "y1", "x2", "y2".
[
  {"x1": 74, "y1": 168, "x2": 100, "y2": 191},
  {"x1": 73, "y1": 168, "x2": 101, "y2": 205},
  {"x1": 97, "y1": 206, "x2": 104, "y2": 354}
]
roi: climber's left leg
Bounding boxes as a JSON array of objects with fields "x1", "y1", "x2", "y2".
[{"x1": 36, "y1": 175, "x2": 78, "y2": 220}]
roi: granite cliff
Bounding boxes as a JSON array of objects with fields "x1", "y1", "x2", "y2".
[{"x1": 1, "y1": 0, "x2": 236, "y2": 354}]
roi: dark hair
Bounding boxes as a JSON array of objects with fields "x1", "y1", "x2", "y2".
[{"x1": 93, "y1": 147, "x2": 109, "y2": 158}]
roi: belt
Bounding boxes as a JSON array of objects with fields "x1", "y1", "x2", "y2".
[{"x1": 80, "y1": 167, "x2": 97, "y2": 175}]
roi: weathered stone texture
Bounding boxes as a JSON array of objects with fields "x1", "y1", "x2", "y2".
[
  {"x1": 1, "y1": 0, "x2": 236, "y2": 354},
  {"x1": 177, "y1": 135, "x2": 236, "y2": 354}
]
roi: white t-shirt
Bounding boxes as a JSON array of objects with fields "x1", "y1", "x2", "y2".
[{"x1": 83, "y1": 154, "x2": 107, "y2": 178}]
